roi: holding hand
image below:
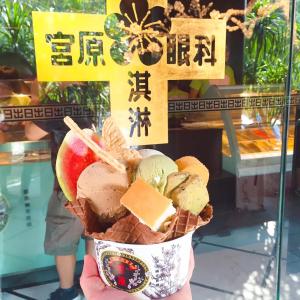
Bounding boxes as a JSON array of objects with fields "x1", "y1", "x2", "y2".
[{"x1": 80, "y1": 248, "x2": 194, "y2": 300}]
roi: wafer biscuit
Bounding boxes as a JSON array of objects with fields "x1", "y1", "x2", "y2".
[{"x1": 169, "y1": 204, "x2": 213, "y2": 239}]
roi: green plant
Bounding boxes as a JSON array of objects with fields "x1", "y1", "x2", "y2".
[
  {"x1": 39, "y1": 81, "x2": 110, "y2": 124},
  {"x1": 292, "y1": 4, "x2": 300, "y2": 91},
  {"x1": 30, "y1": 0, "x2": 106, "y2": 14},
  {"x1": 0, "y1": 0, "x2": 35, "y2": 66},
  {"x1": 0, "y1": 0, "x2": 111, "y2": 119},
  {"x1": 243, "y1": 0, "x2": 289, "y2": 86},
  {"x1": 242, "y1": 0, "x2": 293, "y2": 124},
  {"x1": 0, "y1": 0, "x2": 107, "y2": 69}
]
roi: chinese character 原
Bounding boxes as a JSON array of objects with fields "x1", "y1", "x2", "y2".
[{"x1": 78, "y1": 31, "x2": 105, "y2": 66}]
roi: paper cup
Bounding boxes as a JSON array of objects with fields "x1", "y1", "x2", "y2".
[{"x1": 94, "y1": 231, "x2": 193, "y2": 299}]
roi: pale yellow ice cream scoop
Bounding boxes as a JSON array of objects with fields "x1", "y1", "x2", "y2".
[{"x1": 77, "y1": 161, "x2": 128, "y2": 221}]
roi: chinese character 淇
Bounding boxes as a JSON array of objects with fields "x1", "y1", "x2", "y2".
[{"x1": 128, "y1": 71, "x2": 151, "y2": 102}]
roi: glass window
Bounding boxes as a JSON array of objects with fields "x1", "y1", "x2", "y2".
[{"x1": 0, "y1": 0, "x2": 299, "y2": 299}]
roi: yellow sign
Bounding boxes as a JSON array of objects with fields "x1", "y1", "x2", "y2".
[{"x1": 32, "y1": 0, "x2": 226, "y2": 145}]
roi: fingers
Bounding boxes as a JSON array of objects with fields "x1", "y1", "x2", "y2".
[
  {"x1": 169, "y1": 282, "x2": 193, "y2": 300},
  {"x1": 163, "y1": 281, "x2": 193, "y2": 300},
  {"x1": 80, "y1": 255, "x2": 138, "y2": 300},
  {"x1": 161, "y1": 281, "x2": 192, "y2": 300},
  {"x1": 81, "y1": 249, "x2": 195, "y2": 300},
  {"x1": 98, "y1": 288, "x2": 142, "y2": 300},
  {"x1": 81, "y1": 255, "x2": 99, "y2": 278},
  {"x1": 80, "y1": 255, "x2": 106, "y2": 300}
]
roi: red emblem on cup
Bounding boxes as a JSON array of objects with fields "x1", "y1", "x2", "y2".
[{"x1": 101, "y1": 251, "x2": 150, "y2": 293}]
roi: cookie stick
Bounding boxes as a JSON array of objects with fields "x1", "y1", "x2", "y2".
[{"x1": 64, "y1": 116, "x2": 126, "y2": 173}]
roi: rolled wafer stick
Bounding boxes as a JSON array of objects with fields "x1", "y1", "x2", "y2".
[{"x1": 64, "y1": 116, "x2": 126, "y2": 173}]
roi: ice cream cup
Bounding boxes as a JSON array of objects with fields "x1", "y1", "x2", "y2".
[{"x1": 94, "y1": 231, "x2": 193, "y2": 299}]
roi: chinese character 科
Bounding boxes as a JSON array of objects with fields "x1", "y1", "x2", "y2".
[
  {"x1": 45, "y1": 32, "x2": 75, "y2": 66},
  {"x1": 194, "y1": 35, "x2": 216, "y2": 66},
  {"x1": 128, "y1": 71, "x2": 151, "y2": 102},
  {"x1": 78, "y1": 31, "x2": 105, "y2": 66},
  {"x1": 129, "y1": 107, "x2": 151, "y2": 137},
  {"x1": 167, "y1": 34, "x2": 190, "y2": 66}
]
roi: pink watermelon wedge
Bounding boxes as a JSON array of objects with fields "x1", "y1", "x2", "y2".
[{"x1": 56, "y1": 129, "x2": 103, "y2": 201}]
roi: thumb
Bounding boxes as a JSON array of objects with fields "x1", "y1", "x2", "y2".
[
  {"x1": 81, "y1": 255, "x2": 100, "y2": 278},
  {"x1": 80, "y1": 255, "x2": 106, "y2": 299},
  {"x1": 80, "y1": 255, "x2": 138, "y2": 300}
]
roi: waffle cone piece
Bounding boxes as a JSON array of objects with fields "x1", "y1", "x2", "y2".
[
  {"x1": 168, "y1": 204, "x2": 213, "y2": 240},
  {"x1": 101, "y1": 116, "x2": 142, "y2": 171},
  {"x1": 66, "y1": 197, "x2": 178, "y2": 244},
  {"x1": 66, "y1": 198, "x2": 114, "y2": 232},
  {"x1": 102, "y1": 117, "x2": 128, "y2": 149},
  {"x1": 66, "y1": 198, "x2": 212, "y2": 244},
  {"x1": 91, "y1": 213, "x2": 177, "y2": 244},
  {"x1": 65, "y1": 198, "x2": 86, "y2": 224}
]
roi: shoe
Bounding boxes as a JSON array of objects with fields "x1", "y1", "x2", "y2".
[{"x1": 48, "y1": 286, "x2": 81, "y2": 300}]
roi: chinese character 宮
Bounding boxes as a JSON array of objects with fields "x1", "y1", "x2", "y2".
[
  {"x1": 45, "y1": 32, "x2": 75, "y2": 65},
  {"x1": 128, "y1": 71, "x2": 151, "y2": 102},
  {"x1": 78, "y1": 31, "x2": 105, "y2": 66},
  {"x1": 167, "y1": 34, "x2": 190, "y2": 66},
  {"x1": 129, "y1": 107, "x2": 151, "y2": 137},
  {"x1": 194, "y1": 35, "x2": 216, "y2": 66}
]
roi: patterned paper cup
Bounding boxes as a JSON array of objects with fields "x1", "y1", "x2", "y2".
[{"x1": 94, "y1": 231, "x2": 193, "y2": 299}]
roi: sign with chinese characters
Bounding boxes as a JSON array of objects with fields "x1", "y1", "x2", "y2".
[{"x1": 32, "y1": 0, "x2": 226, "y2": 145}]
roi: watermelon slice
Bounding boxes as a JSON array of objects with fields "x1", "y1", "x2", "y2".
[{"x1": 56, "y1": 129, "x2": 103, "y2": 201}]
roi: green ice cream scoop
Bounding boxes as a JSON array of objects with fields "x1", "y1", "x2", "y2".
[{"x1": 134, "y1": 155, "x2": 178, "y2": 193}]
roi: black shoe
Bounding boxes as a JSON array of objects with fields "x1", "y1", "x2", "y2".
[{"x1": 48, "y1": 286, "x2": 81, "y2": 300}]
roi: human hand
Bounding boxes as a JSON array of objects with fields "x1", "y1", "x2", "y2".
[
  {"x1": 80, "y1": 248, "x2": 194, "y2": 300},
  {"x1": 80, "y1": 255, "x2": 137, "y2": 300}
]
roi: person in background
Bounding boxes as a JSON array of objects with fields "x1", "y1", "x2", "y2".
[
  {"x1": 168, "y1": 80, "x2": 189, "y2": 100},
  {"x1": 0, "y1": 123, "x2": 6, "y2": 144},
  {"x1": 168, "y1": 80, "x2": 190, "y2": 127},
  {"x1": 24, "y1": 85, "x2": 95, "y2": 300},
  {"x1": 0, "y1": 67, "x2": 32, "y2": 144},
  {"x1": 189, "y1": 47, "x2": 236, "y2": 98},
  {"x1": 0, "y1": 66, "x2": 31, "y2": 99},
  {"x1": 0, "y1": 82, "x2": 12, "y2": 144}
]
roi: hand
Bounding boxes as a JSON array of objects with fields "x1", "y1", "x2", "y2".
[
  {"x1": 80, "y1": 248, "x2": 194, "y2": 300},
  {"x1": 80, "y1": 255, "x2": 141, "y2": 300}
]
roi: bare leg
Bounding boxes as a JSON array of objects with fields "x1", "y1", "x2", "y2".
[
  {"x1": 85, "y1": 239, "x2": 95, "y2": 257},
  {"x1": 55, "y1": 255, "x2": 76, "y2": 289}
]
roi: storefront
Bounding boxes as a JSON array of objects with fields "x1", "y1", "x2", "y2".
[{"x1": 0, "y1": 0, "x2": 299, "y2": 299}]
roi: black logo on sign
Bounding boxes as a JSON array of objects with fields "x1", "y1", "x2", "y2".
[{"x1": 101, "y1": 251, "x2": 150, "y2": 293}]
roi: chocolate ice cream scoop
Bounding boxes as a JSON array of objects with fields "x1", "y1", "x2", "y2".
[{"x1": 77, "y1": 161, "x2": 128, "y2": 222}]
